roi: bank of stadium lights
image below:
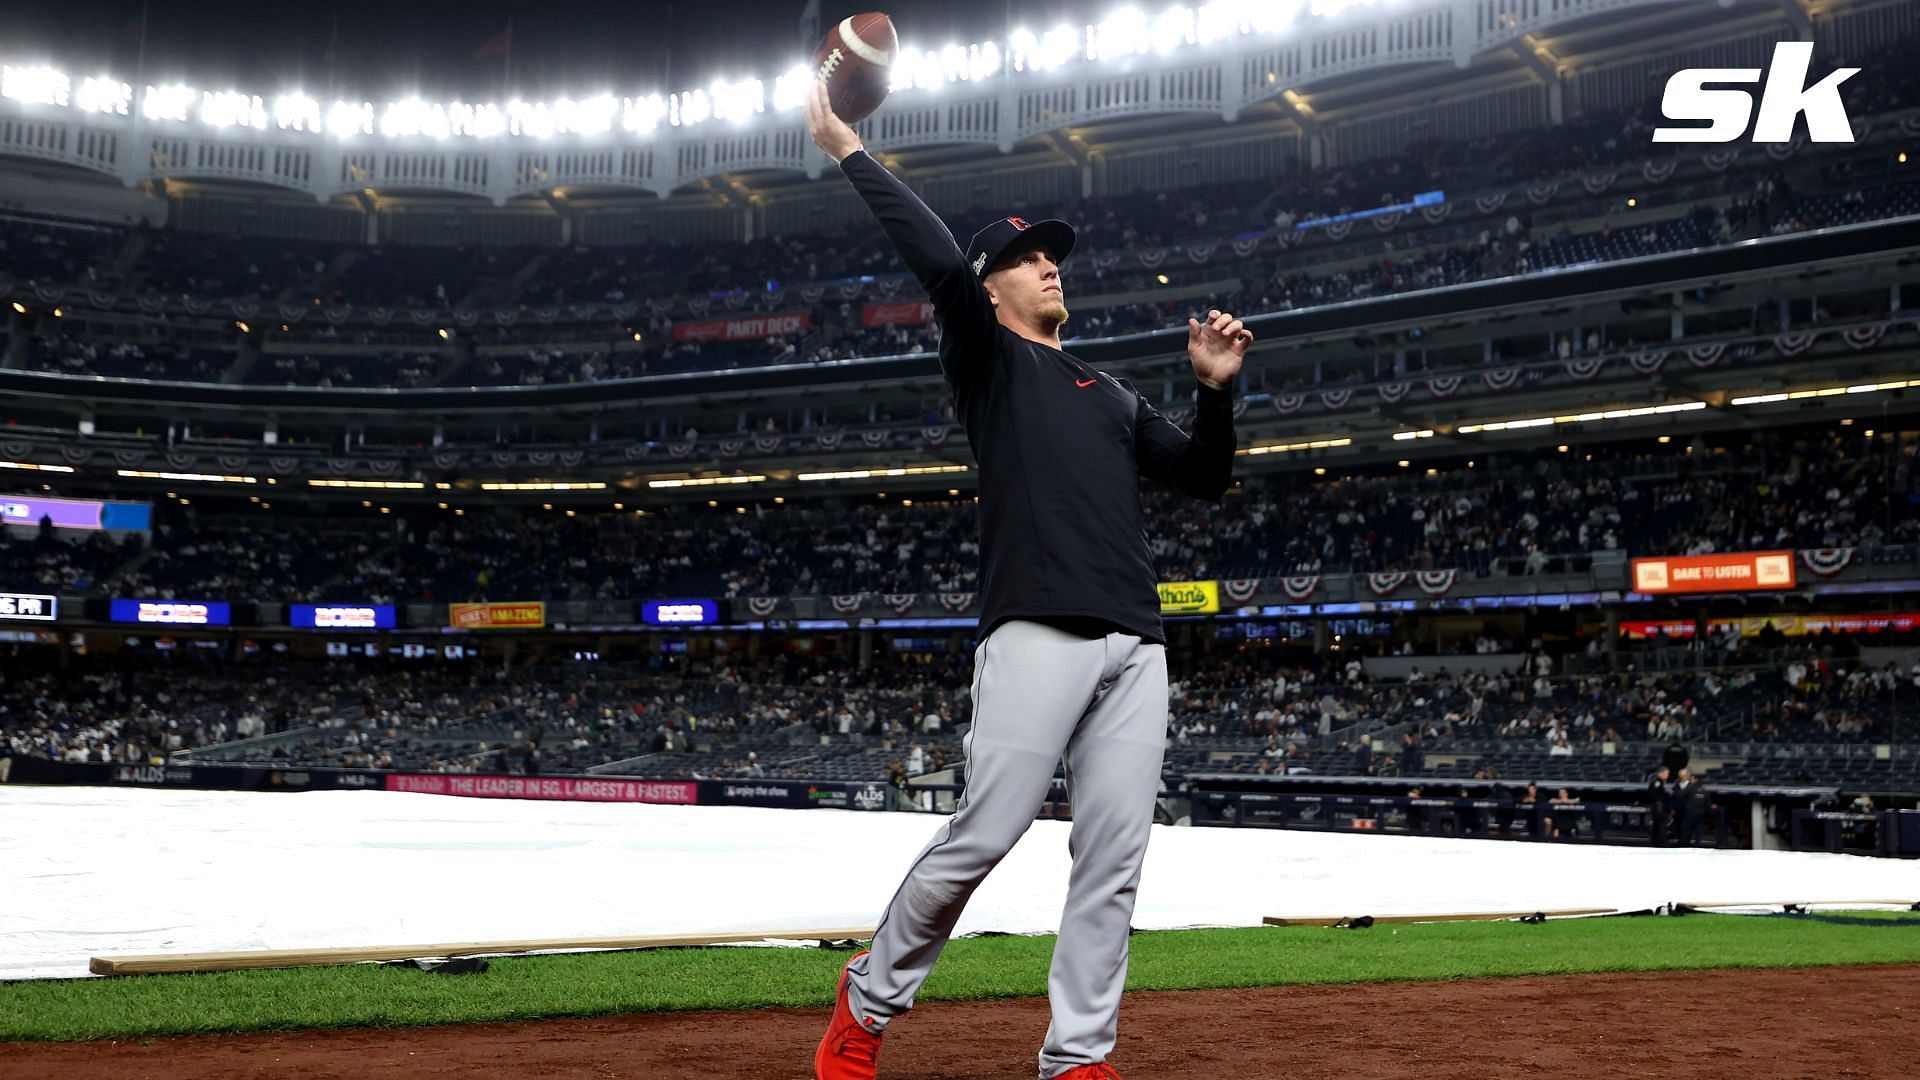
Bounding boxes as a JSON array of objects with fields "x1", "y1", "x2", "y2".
[
  {"x1": 0, "y1": 460, "x2": 76, "y2": 473},
  {"x1": 797, "y1": 464, "x2": 970, "y2": 481},
  {"x1": 117, "y1": 468, "x2": 258, "y2": 484},
  {"x1": 1238, "y1": 436, "x2": 1350, "y2": 457},
  {"x1": 479, "y1": 481, "x2": 609, "y2": 491},
  {"x1": 5, "y1": 3, "x2": 1404, "y2": 140},
  {"x1": 1729, "y1": 376, "x2": 1920, "y2": 405},
  {"x1": 649, "y1": 474, "x2": 767, "y2": 489},
  {"x1": 309, "y1": 479, "x2": 425, "y2": 490},
  {"x1": 1457, "y1": 401, "x2": 1708, "y2": 434}
]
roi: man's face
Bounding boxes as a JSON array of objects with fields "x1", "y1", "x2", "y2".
[{"x1": 983, "y1": 247, "x2": 1067, "y2": 332}]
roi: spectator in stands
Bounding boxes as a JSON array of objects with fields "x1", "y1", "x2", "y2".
[
  {"x1": 1646, "y1": 766, "x2": 1673, "y2": 846},
  {"x1": 1661, "y1": 739, "x2": 1690, "y2": 777},
  {"x1": 1675, "y1": 768, "x2": 1709, "y2": 846}
]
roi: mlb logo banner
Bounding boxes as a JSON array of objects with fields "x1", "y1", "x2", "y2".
[
  {"x1": 1631, "y1": 552, "x2": 1797, "y2": 595},
  {"x1": 1157, "y1": 580, "x2": 1220, "y2": 615}
]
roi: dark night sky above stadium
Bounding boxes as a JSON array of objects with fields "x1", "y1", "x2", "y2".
[{"x1": 0, "y1": 0, "x2": 1095, "y2": 97}]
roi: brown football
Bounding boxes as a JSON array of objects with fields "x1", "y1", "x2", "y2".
[{"x1": 813, "y1": 12, "x2": 898, "y2": 124}]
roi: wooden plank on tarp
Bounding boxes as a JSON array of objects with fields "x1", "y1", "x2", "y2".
[{"x1": 90, "y1": 926, "x2": 876, "y2": 976}]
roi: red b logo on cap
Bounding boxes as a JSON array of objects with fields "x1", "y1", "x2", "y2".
[{"x1": 1007, "y1": 217, "x2": 1029, "y2": 230}]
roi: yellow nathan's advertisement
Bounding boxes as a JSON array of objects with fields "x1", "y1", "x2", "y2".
[
  {"x1": 449, "y1": 602, "x2": 546, "y2": 629},
  {"x1": 1156, "y1": 581, "x2": 1219, "y2": 615}
]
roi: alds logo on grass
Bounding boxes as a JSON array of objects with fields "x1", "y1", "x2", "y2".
[{"x1": 1654, "y1": 42, "x2": 1858, "y2": 144}]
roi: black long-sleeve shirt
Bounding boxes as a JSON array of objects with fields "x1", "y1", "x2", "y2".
[{"x1": 839, "y1": 149, "x2": 1236, "y2": 646}]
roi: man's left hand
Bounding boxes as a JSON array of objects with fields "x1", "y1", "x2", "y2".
[{"x1": 1188, "y1": 308, "x2": 1251, "y2": 390}]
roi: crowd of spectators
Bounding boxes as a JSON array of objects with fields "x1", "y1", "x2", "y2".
[
  {"x1": 4, "y1": 638, "x2": 1913, "y2": 793},
  {"x1": 5, "y1": 425, "x2": 1912, "y2": 602},
  {"x1": 9, "y1": 36, "x2": 1920, "y2": 389}
]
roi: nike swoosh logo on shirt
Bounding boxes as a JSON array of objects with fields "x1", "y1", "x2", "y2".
[{"x1": 1076, "y1": 378, "x2": 1097, "y2": 388}]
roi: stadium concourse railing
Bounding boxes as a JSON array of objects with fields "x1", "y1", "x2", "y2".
[{"x1": 2, "y1": 213, "x2": 1918, "y2": 418}]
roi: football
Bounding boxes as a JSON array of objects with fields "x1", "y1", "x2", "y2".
[{"x1": 813, "y1": 12, "x2": 898, "y2": 124}]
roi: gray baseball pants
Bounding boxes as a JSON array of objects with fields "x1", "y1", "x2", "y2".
[{"x1": 844, "y1": 618, "x2": 1170, "y2": 1079}]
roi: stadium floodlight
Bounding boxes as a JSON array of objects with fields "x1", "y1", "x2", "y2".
[
  {"x1": 1, "y1": 64, "x2": 70, "y2": 107},
  {"x1": 326, "y1": 100, "x2": 374, "y2": 138},
  {"x1": 1010, "y1": 26, "x2": 1080, "y2": 72},
  {"x1": 141, "y1": 83, "x2": 194, "y2": 123},
  {"x1": 1152, "y1": 6, "x2": 1198, "y2": 53},
  {"x1": 670, "y1": 88, "x2": 712, "y2": 127},
  {"x1": 449, "y1": 101, "x2": 507, "y2": 139},
  {"x1": 1090, "y1": 8, "x2": 1153, "y2": 61},
  {"x1": 200, "y1": 90, "x2": 268, "y2": 129},
  {"x1": 770, "y1": 66, "x2": 812, "y2": 112},
  {"x1": 76, "y1": 76, "x2": 131, "y2": 116},
  {"x1": 621, "y1": 93, "x2": 667, "y2": 133},
  {"x1": 382, "y1": 98, "x2": 449, "y2": 139},
  {"x1": 0, "y1": 460, "x2": 75, "y2": 473},
  {"x1": 557, "y1": 93, "x2": 619, "y2": 135},
  {"x1": 273, "y1": 93, "x2": 322, "y2": 132},
  {"x1": 710, "y1": 79, "x2": 764, "y2": 124}
]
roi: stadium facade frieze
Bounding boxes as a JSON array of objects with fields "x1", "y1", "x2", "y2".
[{"x1": 0, "y1": 0, "x2": 1735, "y2": 204}]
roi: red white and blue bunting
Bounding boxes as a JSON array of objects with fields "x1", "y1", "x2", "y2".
[
  {"x1": 1798, "y1": 548, "x2": 1856, "y2": 577},
  {"x1": 1843, "y1": 325, "x2": 1886, "y2": 351},
  {"x1": 1222, "y1": 578, "x2": 1261, "y2": 604},
  {"x1": 1629, "y1": 350, "x2": 1669, "y2": 375},
  {"x1": 1279, "y1": 576, "x2": 1321, "y2": 601},
  {"x1": 1416, "y1": 569, "x2": 1458, "y2": 596},
  {"x1": 1773, "y1": 331, "x2": 1820, "y2": 358},
  {"x1": 830, "y1": 594, "x2": 866, "y2": 614},
  {"x1": 885, "y1": 593, "x2": 918, "y2": 615},
  {"x1": 938, "y1": 592, "x2": 977, "y2": 612},
  {"x1": 1367, "y1": 571, "x2": 1408, "y2": 596},
  {"x1": 1686, "y1": 343, "x2": 1726, "y2": 368},
  {"x1": 1565, "y1": 357, "x2": 1606, "y2": 381},
  {"x1": 1483, "y1": 367, "x2": 1521, "y2": 391},
  {"x1": 745, "y1": 597, "x2": 779, "y2": 617}
]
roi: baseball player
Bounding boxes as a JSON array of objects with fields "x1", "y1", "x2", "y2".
[{"x1": 806, "y1": 82, "x2": 1249, "y2": 1080}]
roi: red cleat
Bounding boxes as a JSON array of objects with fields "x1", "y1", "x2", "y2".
[
  {"x1": 1054, "y1": 1066, "x2": 1124, "y2": 1079},
  {"x1": 814, "y1": 950, "x2": 884, "y2": 1080}
]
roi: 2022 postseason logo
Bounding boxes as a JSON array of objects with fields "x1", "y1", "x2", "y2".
[{"x1": 1654, "y1": 42, "x2": 1858, "y2": 144}]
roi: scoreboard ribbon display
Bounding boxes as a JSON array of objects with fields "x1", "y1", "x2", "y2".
[
  {"x1": 0, "y1": 592, "x2": 56, "y2": 621},
  {"x1": 641, "y1": 599, "x2": 720, "y2": 625},
  {"x1": 291, "y1": 604, "x2": 397, "y2": 629},
  {"x1": 1157, "y1": 580, "x2": 1221, "y2": 615},
  {"x1": 1631, "y1": 551, "x2": 1797, "y2": 594},
  {"x1": 449, "y1": 602, "x2": 546, "y2": 629},
  {"x1": 110, "y1": 599, "x2": 231, "y2": 625}
]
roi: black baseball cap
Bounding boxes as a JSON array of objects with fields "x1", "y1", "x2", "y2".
[{"x1": 964, "y1": 216, "x2": 1076, "y2": 279}]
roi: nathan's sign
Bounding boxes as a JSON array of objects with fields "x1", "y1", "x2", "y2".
[
  {"x1": 861, "y1": 300, "x2": 934, "y2": 328},
  {"x1": 671, "y1": 311, "x2": 811, "y2": 343},
  {"x1": 1157, "y1": 580, "x2": 1220, "y2": 615},
  {"x1": 1631, "y1": 551, "x2": 1796, "y2": 595},
  {"x1": 449, "y1": 602, "x2": 546, "y2": 629}
]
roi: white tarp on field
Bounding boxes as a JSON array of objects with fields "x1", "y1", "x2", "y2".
[{"x1": 4, "y1": 786, "x2": 1916, "y2": 981}]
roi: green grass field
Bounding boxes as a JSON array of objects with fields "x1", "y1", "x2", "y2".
[{"x1": 5, "y1": 913, "x2": 1918, "y2": 1043}]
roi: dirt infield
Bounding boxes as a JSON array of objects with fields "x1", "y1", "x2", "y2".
[{"x1": 5, "y1": 964, "x2": 1913, "y2": 1079}]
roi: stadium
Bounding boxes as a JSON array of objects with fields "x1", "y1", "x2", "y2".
[{"x1": 2, "y1": 0, "x2": 1918, "y2": 1075}]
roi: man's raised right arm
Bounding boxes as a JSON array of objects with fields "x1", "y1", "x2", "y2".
[{"x1": 804, "y1": 82, "x2": 996, "y2": 357}]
